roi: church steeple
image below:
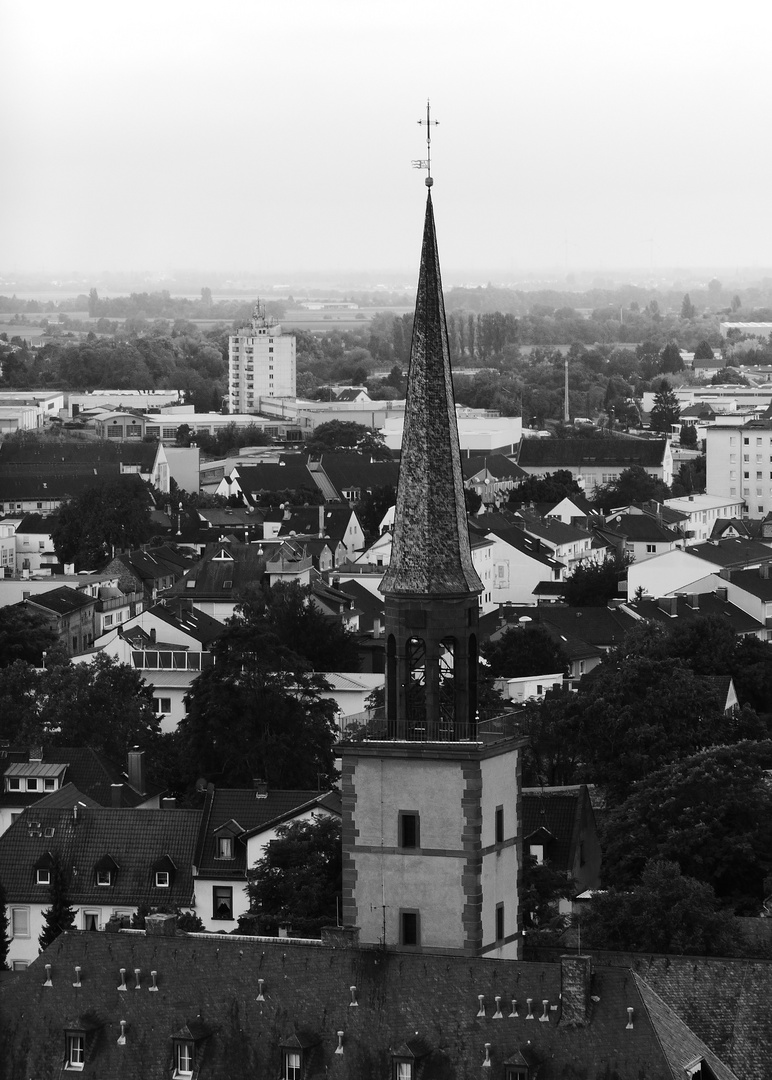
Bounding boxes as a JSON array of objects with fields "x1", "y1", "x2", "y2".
[
  {"x1": 381, "y1": 192, "x2": 483, "y2": 599},
  {"x1": 381, "y1": 189, "x2": 482, "y2": 741}
]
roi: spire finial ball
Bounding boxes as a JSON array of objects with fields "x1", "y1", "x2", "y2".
[{"x1": 425, "y1": 177, "x2": 433, "y2": 188}]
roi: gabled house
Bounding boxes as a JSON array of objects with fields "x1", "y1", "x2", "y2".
[
  {"x1": 462, "y1": 454, "x2": 527, "y2": 507},
  {"x1": 277, "y1": 504, "x2": 366, "y2": 560},
  {"x1": 475, "y1": 513, "x2": 566, "y2": 607},
  {"x1": 164, "y1": 538, "x2": 273, "y2": 619},
  {"x1": 0, "y1": 803, "x2": 201, "y2": 967},
  {"x1": 192, "y1": 786, "x2": 341, "y2": 931},
  {"x1": 102, "y1": 545, "x2": 192, "y2": 605},
  {"x1": 596, "y1": 511, "x2": 684, "y2": 563},
  {"x1": 522, "y1": 784, "x2": 602, "y2": 917},
  {"x1": 8, "y1": 512, "x2": 59, "y2": 574}
]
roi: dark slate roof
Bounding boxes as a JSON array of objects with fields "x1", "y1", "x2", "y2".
[
  {"x1": 492, "y1": 605, "x2": 637, "y2": 650},
  {"x1": 164, "y1": 539, "x2": 269, "y2": 600},
  {"x1": 0, "y1": 931, "x2": 726, "y2": 1079},
  {"x1": 0, "y1": 441, "x2": 126, "y2": 466},
  {"x1": 460, "y1": 454, "x2": 527, "y2": 482},
  {"x1": 689, "y1": 537, "x2": 772, "y2": 568},
  {"x1": 0, "y1": 747, "x2": 165, "y2": 809},
  {"x1": 0, "y1": 467, "x2": 122, "y2": 501},
  {"x1": 279, "y1": 505, "x2": 355, "y2": 542},
  {"x1": 146, "y1": 600, "x2": 225, "y2": 646},
  {"x1": 26, "y1": 586, "x2": 96, "y2": 615},
  {"x1": 194, "y1": 788, "x2": 341, "y2": 880},
  {"x1": 474, "y1": 517, "x2": 560, "y2": 570},
  {"x1": 231, "y1": 463, "x2": 321, "y2": 498},
  {"x1": 630, "y1": 594, "x2": 763, "y2": 637},
  {"x1": 517, "y1": 437, "x2": 668, "y2": 469},
  {"x1": 725, "y1": 568, "x2": 772, "y2": 601},
  {"x1": 381, "y1": 192, "x2": 482, "y2": 599},
  {"x1": 516, "y1": 512, "x2": 592, "y2": 547},
  {"x1": 15, "y1": 512, "x2": 58, "y2": 533},
  {"x1": 336, "y1": 579, "x2": 385, "y2": 633},
  {"x1": 32, "y1": 782, "x2": 101, "y2": 810},
  {"x1": 316, "y1": 455, "x2": 400, "y2": 498},
  {"x1": 0, "y1": 806, "x2": 201, "y2": 906},
  {"x1": 600, "y1": 513, "x2": 681, "y2": 543}
]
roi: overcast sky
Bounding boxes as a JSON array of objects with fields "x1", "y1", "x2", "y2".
[{"x1": 3, "y1": 0, "x2": 771, "y2": 280}]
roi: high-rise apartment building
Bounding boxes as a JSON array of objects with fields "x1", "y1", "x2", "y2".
[
  {"x1": 228, "y1": 301, "x2": 296, "y2": 414},
  {"x1": 706, "y1": 416, "x2": 772, "y2": 517}
]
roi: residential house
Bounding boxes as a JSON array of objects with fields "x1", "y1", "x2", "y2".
[
  {"x1": 216, "y1": 461, "x2": 323, "y2": 506},
  {"x1": 22, "y1": 586, "x2": 98, "y2": 655},
  {"x1": 312, "y1": 454, "x2": 400, "y2": 504},
  {"x1": 461, "y1": 454, "x2": 527, "y2": 507},
  {"x1": 514, "y1": 510, "x2": 598, "y2": 572},
  {"x1": 474, "y1": 514, "x2": 566, "y2": 607},
  {"x1": 0, "y1": 746, "x2": 163, "y2": 836},
  {"x1": 664, "y1": 493, "x2": 747, "y2": 543},
  {"x1": 516, "y1": 436, "x2": 673, "y2": 491},
  {"x1": 596, "y1": 511, "x2": 684, "y2": 563},
  {"x1": 102, "y1": 545, "x2": 192, "y2": 605},
  {"x1": 74, "y1": 600, "x2": 223, "y2": 731},
  {"x1": 627, "y1": 537, "x2": 772, "y2": 601},
  {"x1": 0, "y1": 804, "x2": 201, "y2": 968},
  {"x1": 494, "y1": 673, "x2": 564, "y2": 704},
  {"x1": 0, "y1": 522, "x2": 15, "y2": 577},
  {"x1": 522, "y1": 784, "x2": 602, "y2": 917},
  {"x1": 276, "y1": 504, "x2": 366, "y2": 561},
  {"x1": 150, "y1": 442, "x2": 200, "y2": 495},
  {"x1": 628, "y1": 590, "x2": 766, "y2": 643},
  {"x1": 164, "y1": 538, "x2": 273, "y2": 619},
  {"x1": 192, "y1": 786, "x2": 341, "y2": 931},
  {"x1": 705, "y1": 416, "x2": 772, "y2": 517},
  {"x1": 7, "y1": 513, "x2": 58, "y2": 574}
]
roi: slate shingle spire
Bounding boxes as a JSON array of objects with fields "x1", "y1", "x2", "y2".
[{"x1": 381, "y1": 191, "x2": 483, "y2": 599}]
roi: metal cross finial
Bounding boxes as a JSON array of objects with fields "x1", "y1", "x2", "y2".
[{"x1": 412, "y1": 98, "x2": 439, "y2": 187}]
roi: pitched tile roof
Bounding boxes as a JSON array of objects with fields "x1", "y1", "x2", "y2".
[
  {"x1": 25, "y1": 586, "x2": 96, "y2": 615},
  {"x1": 0, "y1": 747, "x2": 165, "y2": 809},
  {"x1": 689, "y1": 537, "x2": 772, "y2": 568},
  {"x1": 194, "y1": 788, "x2": 341, "y2": 880},
  {"x1": 0, "y1": 806, "x2": 201, "y2": 906},
  {"x1": 0, "y1": 932, "x2": 728, "y2": 1078},
  {"x1": 517, "y1": 437, "x2": 669, "y2": 469},
  {"x1": 522, "y1": 787, "x2": 591, "y2": 876}
]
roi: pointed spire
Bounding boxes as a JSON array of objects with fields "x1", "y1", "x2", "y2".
[{"x1": 381, "y1": 192, "x2": 483, "y2": 598}]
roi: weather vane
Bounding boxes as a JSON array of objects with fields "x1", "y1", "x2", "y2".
[{"x1": 412, "y1": 99, "x2": 438, "y2": 187}]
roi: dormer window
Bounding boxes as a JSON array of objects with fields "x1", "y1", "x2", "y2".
[
  {"x1": 36, "y1": 869, "x2": 51, "y2": 886},
  {"x1": 96, "y1": 870, "x2": 112, "y2": 886},
  {"x1": 217, "y1": 837, "x2": 233, "y2": 859},
  {"x1": 26, "y1": 778, "x2": 38, "y2": 791},
  {"x1": 391, "y1": 1037, "x2": 428, "y2": 1080},
  {"x1": 171, "y1": 1021, "x2": 213, "y2": 1078},
  {"x1": 152, "y1": 854, "x2": 176, "y2": 889},
  {"x1": 281, "y1": 1032, "x2": 320, "y2": 1079},
  {"x1": 6, "y1": 778, "x2": 20, "y2": 791},
  {"x1": 155, "y1": 871, "x2": 170, "y2": 888},
  {"x1": 95, "y1": 854, "x2": 119, "y2": 888},
  {"x1": 65, "y1": 1031, "x2": 85, "y2": 1070},
  {"x1": 173, "y1": 1040, "x2": 194, "y2": 1077}
]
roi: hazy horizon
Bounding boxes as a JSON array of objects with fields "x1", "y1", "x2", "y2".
[{"x1": 4, "y1": 1, "x2": 772, "y2": 279}]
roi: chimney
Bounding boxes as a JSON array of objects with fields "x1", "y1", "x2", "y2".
[
  {"x1": 760, "y1": 563, "x2": 771, "y2": 580},
  {"x1": 127, "y1": 748, "x2": 147, "y2": 796},
  {"x1": 686, "y1": 593, "x2": 699, "y2": 610},
  {"x1": 657, "y1": 596, "x2": 678, "y2": 617},
  {"x1": 111, "y1": 783, "x2": 124, "y2": 808},
  {"x1": 149, "y1": 627, "x2": 156, "y2": 644},
  {"x1": 254, "y1": 778, "x2": 268, "y2": 798},
  {"x1": 145, "y1": 912, "x2": 178, "y2": 937},
  {"x1": 372, "y1": 617, "x2": 383, "y2": 639},
  {"x1": 161, "y1": 796, "x2": 177, "y2": 809},
  {"x1": 716, "y1": 586, "x2": 728, "y2": 602},
  {"x1": 560, "y1": 954, "x2": 592, "y2": 1026},
  {"x1": 318, "y1": 504, "x2": 325, "y2": 538},
  {"x1": 29, "y1": 746, "x2": 43, "y2": 762}
]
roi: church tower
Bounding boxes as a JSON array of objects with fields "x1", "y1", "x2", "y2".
[{"x1": 341, "y1": 157, "x2": 525, "y2": 959}]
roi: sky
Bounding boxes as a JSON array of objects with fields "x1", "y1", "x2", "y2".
[{"x1": 3, "y1": 0, "x2": 772, "y2": 281}]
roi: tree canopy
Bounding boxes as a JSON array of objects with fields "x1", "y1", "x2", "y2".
[
  {"x1": 601, "y1": 741, "x2": 772, "y2": 913},
  {"x1": 510, "y1": 470, "x2": 584, "y2": 506},
  {"x1": 0, "y1": 605, "x2": 58, "y2": 667},
  {"x1": 481, "y1": 624, "x2": 568, "y2": 679},
  {"x1": 561, "y1": 554, "x2": 626, "y2": 606},
  {"x1": 591, "y1": 465, "x2": 671, "y2": 511},
  {"x1": 580, "y1": 859, "x2": 741, "y2": 956},
  {"x1": 177, "y1": 598, "x2": 339, "y2": 790},
  {"x1": 244, "y1": 815, "x2": 342, "y2": 937},
  {"x1": 305, "y1": 421, "x2": 391, "y2": 459},
  {"x1": 51, "y1": 476, "x2": 152, "y2": 569},
  {"x1": 649, "y1": 383, "x2": 681, "y2": 433}
]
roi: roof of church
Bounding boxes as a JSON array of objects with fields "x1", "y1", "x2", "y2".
[{"x1": 380, "y1": 192, "x2": 482, "y2": 598}]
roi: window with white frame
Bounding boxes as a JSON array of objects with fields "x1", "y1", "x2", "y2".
[
  {"x1": 393, "y1": 1060, "x2": 414, "y2": 1080},
  {"x1": 36, "y1": 869, "x2": 51, "y2": 885},
  {"x1": 11, "y1": 907, "x2": 29, "y2": 938},
  {"x1": 65, "y1": 1031, "x2": 85, "y2": 1070},
  {"x1": 155, "y1": 871, "x2": 170, "y2": 888},
  {"x1": 173, "y1": 1040, "x2": 194, "y2": 1077},
  {"x1": 217, "y1": 836, "x2": 234, "y2": 859}
]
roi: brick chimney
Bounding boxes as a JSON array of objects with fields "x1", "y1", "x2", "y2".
[
  {"x1": 111, "y1": 783, "x2": 124, "y2": 808},
  {"x1": 127, "y1": 748, "x2": 147, "y2": 796},
  {"x1": 145, "y1": 912, "x2": 178, "y2": 936},
  {"x1": 560, "y1": 954, "x2": 592, "y2": 1026},
  {"x1": 253, "y1": 778, "x2": 268, "y2": 798}
]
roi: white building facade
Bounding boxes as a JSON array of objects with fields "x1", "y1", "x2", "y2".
[
  {"x1": 706, "y1": 418, "x2": 772, "y2": 517},
  {"x1": 228, "y1": 303, "x2": 296, "y2": 413}
]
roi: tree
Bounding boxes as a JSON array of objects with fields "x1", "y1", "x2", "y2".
[
  {"x1": 659, "y1": 342, "x2": 683, "y2": 374},
  {"x1": 306, "y1": 421, "x2": 389, "y2": 458},
  {"x1": 260, "y1": 582, "x2": 361, "y2": 672},
  {"x1": 693, "y1": 340, "x2": 715, "y2": 360},
  {"x1": 0, "y1": 606, "x2": 58, "y2": 667},
  {"x1": 561, "y1": 554, "x2": 626, "y2": 606},
  {"x1": 649, "y1": 383, "x2": 681, "y2": 433},
  {"x1": 600, "y1": 742, "x2": 772, "y2": 912},
  {"x1": 592, "y1": 466, "x2": 671, "y2": 511},
  {"x1": 51, "y1": 476, "x2": 152, "y2": 569},
  {"x1": 521, "y1": 853, "x2": 574, "y2": 937},
  {"x1": 39, "y1": 852, "x2": 76, "y2": 950},
  {"x1": 244, "y1": 815, "x2": 342, "y2": 937},
  {"x1": 178, "y1": 608, "x2": 338, "y2": 790},
  {"x1": 516, "y1": 688, "x2": 582, "y2": 787},
  {"x1": 680, "y1": 294, "x2": 697, "y2": 320},
  {"x1": 679, "y1": 423, "x2": 697, "y2": 448},
  {"x1": 580, "y1": 860, "x2": 741, "y2": 956},
  {"x1": 510, "y1": 470, "x2": 584, "y2": 505},
  {"x1": 481, "y1": 624, "x2": 568, "y2": 679},
  {"x1": 0, "y1": 877, "x2": 8, "y2": 969}
]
